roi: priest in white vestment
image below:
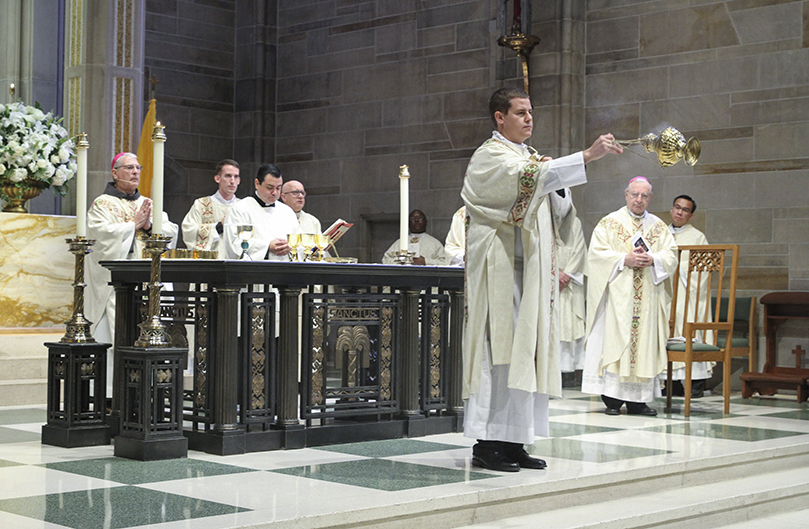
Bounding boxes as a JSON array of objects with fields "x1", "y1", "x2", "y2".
[
  {"x1": 552, "y1": 191, "x2": 587, "y2": 373},
  {"x1": 581, "y1": 177, "x2": 678, "y2": 416},
  {"x1": 444, "y1": 206, "x2": 466, "y2": 266},
  {"x1": 86, "y1": 152, "x2": 179, "y2": 389},
  {"x1": 382, "y1": 209, "x2": 447, "y2": 265},
  {"x1": 181, "y1": 159, "x2": 241, "y2": 258},
  {"x1": 462, "y1": 86, "x2": 622, "y2": 472},
  {"x1": 281, "y1": 180, "x2": 322, "y2": 234},
  {"x1": 665, "y1": 194, "x2": 713, "y2": 398},
  {"x1": 223, "y1": 163, "x2": 300, "y2": 260}
]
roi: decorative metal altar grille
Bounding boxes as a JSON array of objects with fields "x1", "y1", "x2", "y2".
[
  {"x1": 239, "y1": 289, "x2": 276, "y2": 431},
  {"x1": 301, "y1": 293, "x2": 399, "y2": 422},
  {"x1": 420, "y1": 293, "x2": 450, "y2": 413}
]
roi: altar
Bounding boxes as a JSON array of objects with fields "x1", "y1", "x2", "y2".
[{"x1": 103, "y1": 259, "x2": 465, "y2": 455}]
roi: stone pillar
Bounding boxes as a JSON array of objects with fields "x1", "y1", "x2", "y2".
[{"x1": 63, "y1": 0, "x2": 145, "y2": 203}]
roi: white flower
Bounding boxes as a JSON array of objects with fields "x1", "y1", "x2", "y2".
[
  {"x1": 10, "y1": 168, "x2": 28, "y2": 183},
  {"x1": 0, "y1": 164, "x2": 5, "y2": 176}
]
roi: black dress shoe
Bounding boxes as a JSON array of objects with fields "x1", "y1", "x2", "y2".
[
  {"x1": 627, "y1": 404, "x2": 658, "y2": 416},
  {"x1": 472, "y1": 443, "x2": 520, "y2": 472},
  {"x1": 503, "y1": 443, "x2": 547, "y2": 469},
  {"x1": 604, "y1": 407, "x2": 621, "y2": 416}
]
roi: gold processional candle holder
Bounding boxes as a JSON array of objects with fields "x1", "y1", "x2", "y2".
[
  {"x1": 617, "y1": 126, "x2": 701, "y2": 167},
  {"x1": 134, "y1": 235, "x2": 174, "y2": 347},
  {"x1": 61, "y1": 237, "x2": 96, "y2": 343}
]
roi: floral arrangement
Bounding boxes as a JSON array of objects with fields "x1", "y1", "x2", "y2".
[{"x1": 0, "y1": 101, "x2": 76, "y2": 202}]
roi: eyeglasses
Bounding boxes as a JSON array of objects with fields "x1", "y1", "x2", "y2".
[
  {"x1": 116, "y1": 164, "x2": 142, "y2": 172},
  {"x1": 628, "y1": 192, "x2": 651, "y2": 201},
  {"x1": 285, "y1": 191, "x2": 306, "y2": 197}
]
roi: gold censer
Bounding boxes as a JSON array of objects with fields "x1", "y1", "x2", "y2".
[{"x1": 617, "y1": 127, "x2": 701, "y2": 167}]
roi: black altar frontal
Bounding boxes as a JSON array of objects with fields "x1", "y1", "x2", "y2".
[{"x1": 102, "y1": 259, "x2": 465, "y2": 456}]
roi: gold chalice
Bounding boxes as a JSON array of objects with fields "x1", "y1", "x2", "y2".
[
  {"x1": 287, "y1": 233, "x2": 301, "y2": 261},
  {"x1": 300, "y1": 233, "x2": 315, "y2": 261},
  {"x1": 617, "y1": 126, "x2": 700, "y2": 167},
  {"x1": 314, "y1": 234, "x2": 330, "y2": 261}
]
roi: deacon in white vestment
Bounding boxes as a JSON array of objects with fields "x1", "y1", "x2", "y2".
[
  {"x1": 462, "y1": 86, "x2": 622, "y2": 472},
  {"x1": 581, "y1": 177, "x2": 678, "y2": 416},
  {"x1": 281, "y1": 180, "x2": 323, "y2": 234},
  {"x1": 444, "y1": 206, "x2": 466, "y2": 266},
  {"x1": 382, "y1": 209, "x2": 447, "y2": 265},
  {"x1": 552, "y1": 190, "x2": 587, "y2": 373},
  {"x1": 666, "y1": 194, "x2": 713, "y2": 397},
  {"x1": 86, "y1": 152, "x2": 179, "y2": 389},
  {"x1": 181, "y1": 159, "x2": 241, "y2": 258},
  {"x1": 223, "y1": 163, "x2": 300, "y2": 260}
]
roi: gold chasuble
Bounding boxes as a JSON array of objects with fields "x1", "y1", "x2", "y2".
[{"x1": 582, "y1": 207, "x2": 678, "y2": 400}]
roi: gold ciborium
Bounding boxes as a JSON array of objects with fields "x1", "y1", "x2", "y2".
[{"x1": 617, "y1": 127, "x2": 701, "y2": 167}]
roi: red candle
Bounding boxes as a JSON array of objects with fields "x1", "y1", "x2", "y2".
[{"x1": 512, "y1": 1, "x2": 521, "y2": 34}]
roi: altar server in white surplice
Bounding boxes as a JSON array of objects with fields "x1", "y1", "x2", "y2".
[
  {"x1": 444, "y1": 206, "x2": 466, "y2": 266},
  {"x1": 665, "y1": 194, "x2": 713, "y2": 398},
  {"x1": 181, "y1": 159, "x2": 241, "y2": 257},
  {"x1": 552, "y1": 190, "x2": 587, "y2": 374},
  {"x1": 86, "y1": 152, "x2": 179, "y2": 388},
  {"x1": 462, "y1": 86, "x2": 622, "y2": 472},
  {"x1": 581, "y1": 177, "x2": 678, "y2": 417},
  {"x1": 222, "y1": 163, "x2": 300, "y2": 260}
]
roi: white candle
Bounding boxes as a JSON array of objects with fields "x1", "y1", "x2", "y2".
[
  {"x1": 151, "y1": 122, "x2": 166, "y2": 235},
  {"x1": 399, "y1": 165, "x2": 409, "y2": 252},
  {"x1": 75, "y1": 133, "x2": 88, "y2": 237}
]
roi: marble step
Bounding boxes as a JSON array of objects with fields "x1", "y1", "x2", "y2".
[
  {"x1": 278, "y1": 443, "x2": 809, "y2": 529},
  {"x1": 0, "y1": 379, "x2": 47, "y2": 406}
]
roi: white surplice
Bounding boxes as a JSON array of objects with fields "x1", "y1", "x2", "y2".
[
  {"x1": 381, "y1": 232, "x2": 447, "y2": 265},
  {"x1": 222, "y1": 195, "x2": 301, "y2": 260},
  {"x1": 444, "y1": 206, "x2": 466, "y2": 266}
]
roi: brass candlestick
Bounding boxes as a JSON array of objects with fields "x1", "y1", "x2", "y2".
[
  {"x1": 60, "y1": 237, "x2": 96, "y2": 343},
  {"x1": 617, "y1": 127, "x2": 701, "y2": 167},
  {"x1": 134, "y1": 235, "x2": 173, "y2": 347}
]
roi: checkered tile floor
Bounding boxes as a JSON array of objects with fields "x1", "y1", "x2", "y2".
[{"x1": 0, "y1": 390, "x2": 807, "y2": 528}]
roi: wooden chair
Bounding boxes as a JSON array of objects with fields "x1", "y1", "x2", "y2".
[
  {"x1": 666, "y1": 244, "x2": 739, "y2": 416},
  {"x1": 714, "y1": 295, "x2": 757, "y2": 373}
]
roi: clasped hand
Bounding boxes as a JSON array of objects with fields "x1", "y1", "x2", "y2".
[{"x1": 625, "y1": 247, "x2": 653, "y2": 268}]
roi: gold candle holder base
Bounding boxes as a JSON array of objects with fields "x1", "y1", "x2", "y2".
[
  {"x1": 497, "y1": 32, "x2": 541, "y2": 92},
  {"x1": 61, "y1": 237, "x2": 96, "y2": 343},
  {"x1": 392, "y1": 250, "x2": 415, "y2": 265},
  {"x1": 134, "y1": 235, "x2": 173, "y2": 348}
]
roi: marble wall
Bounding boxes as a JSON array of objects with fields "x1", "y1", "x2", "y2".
[{"x1": 0, "y1": 213, "x2": 75, "y2": 328}]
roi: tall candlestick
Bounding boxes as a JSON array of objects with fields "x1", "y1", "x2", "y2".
[
  {"x1": 75, "y1": 133, "x2": 89, "y2": 237},
  {"x1": 151, "y1": 122, "x2": 166, "y2": 235},
  {"x1": 398, "y1": 165, "x2": 410, "y2": 252}
]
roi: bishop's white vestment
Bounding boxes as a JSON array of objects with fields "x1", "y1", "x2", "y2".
[
  {"x1": 181, "y1": 191, "x2": 239, "y2": 258},
  {"x1": 668, "y1": 223, "x2": 713, "y2": 380},
  {"x1": 552, "y1": 192, "x2": 587, "y2": 372},
  {"x1": 444, "y1": 206, "x2": 466, "y2": 266},
  {"x1": 462, "y1": 131, "x2": 587, "y2": 444},
  {"x1": 581, "y1": 207, "x2": 678, "y2": 403},
  {"x1": 86, "y1": 183, "x2": 179, "y2": 388},
  {"x1": 222, "y1": 195, "x2": 301, "y2": 260},
  {"x1": 382, "y1": 232, "x2": 447, "y2": 265}
]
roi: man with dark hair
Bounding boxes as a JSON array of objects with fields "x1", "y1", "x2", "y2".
[
  {"x1": 382, "y1": 209, "x2": 446, "y2": 265},
  {"x1": 223, "y1": 163, "x2": 300, "y2": 260},
  {"x1": 181, "y1": 159, "x2": 241, "y2": 258},
  {"x1": 666, "y1": 193, "x2": 712, "y2": 398},
  {"x1": 462, "y1": 86, "x2": 622, "y2": 472}
]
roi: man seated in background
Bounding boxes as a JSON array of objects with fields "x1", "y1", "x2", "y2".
[{"x1": 382, "y1": 209, "x2": 447, "y2": 265}]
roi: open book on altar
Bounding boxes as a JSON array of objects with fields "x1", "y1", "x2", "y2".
[{"x1": 324, "y1": 219, "x2": 353, "y2": 247}]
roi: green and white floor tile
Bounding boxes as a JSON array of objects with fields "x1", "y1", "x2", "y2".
[{"x1": 0, "y1": 390, "x2": 806, "y2": 528}]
